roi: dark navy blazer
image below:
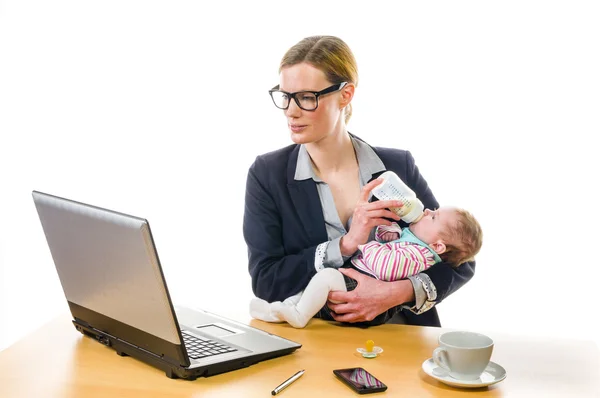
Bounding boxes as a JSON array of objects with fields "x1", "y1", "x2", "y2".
[{"x1": 243, "y1": 139, "x2": 475, "y2": 327}]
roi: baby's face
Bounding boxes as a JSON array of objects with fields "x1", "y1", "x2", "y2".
[{"x1": 409, "y1": 207, "x2": 458, "y2": 245}]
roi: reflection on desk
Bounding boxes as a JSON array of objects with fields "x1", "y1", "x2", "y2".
[{"x1": 0, "y1": 314, "x2": 598, "y2": 397}]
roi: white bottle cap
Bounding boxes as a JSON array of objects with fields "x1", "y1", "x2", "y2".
[{"x1": 403, "y1": 200, "x2": 424, "y2": 223}]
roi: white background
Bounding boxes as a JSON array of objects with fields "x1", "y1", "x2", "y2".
[{"x1": 1, "y1": 1, "x2": 599, "y2": 351}]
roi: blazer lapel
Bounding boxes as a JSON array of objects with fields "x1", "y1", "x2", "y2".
[
  {"x1": 288, "y1": 180, "x2": 327, "y2": 241},
  {"x1": 367, "y1": 170, "x2": 387, "y2": 183}
]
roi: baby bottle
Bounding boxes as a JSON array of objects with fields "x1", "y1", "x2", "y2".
[{"x1": 371, "y1": 171, "x2": 424, "y2": 223}]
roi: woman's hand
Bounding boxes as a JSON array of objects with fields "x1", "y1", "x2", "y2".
[
  {"x1": 327, "y1": 268, "x2": 415, "y2": 323},
  {"x1": 340, "y1": 179, "x2": 403, "y2": 256}
]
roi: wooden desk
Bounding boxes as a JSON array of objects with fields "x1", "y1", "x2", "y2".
[{"x1": 0, "y1": 315, "x2": 598, "y2": 397}]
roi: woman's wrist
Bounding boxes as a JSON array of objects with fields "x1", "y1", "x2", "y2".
[
  {"x1": 339, "y1": 235, "x2": 358, "y2": 257},
  {"x1": 389, "y1": 279, "x2": 416, "y2": 307}
]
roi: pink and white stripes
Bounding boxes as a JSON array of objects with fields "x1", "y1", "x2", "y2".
[{"x1": 351, "y1": 239, "x2": 436, "y2": 281}]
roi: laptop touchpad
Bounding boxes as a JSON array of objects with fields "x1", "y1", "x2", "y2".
[{"x1": 196, "y1": 324, "x2": 239, "y2": 338}]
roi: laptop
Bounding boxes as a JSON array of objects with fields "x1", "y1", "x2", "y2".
[{"x1": 32, "y1": 191, "x2": 301, "y2": 380}]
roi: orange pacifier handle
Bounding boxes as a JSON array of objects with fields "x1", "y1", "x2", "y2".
[{"x1": 365, "y1": 340, "x2": 375, "y2": 352}]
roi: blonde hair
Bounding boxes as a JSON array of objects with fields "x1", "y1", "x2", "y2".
[
  {"x1": 280, "y1": 35, "x2": 358, "y2": 124},
  {"x1": 440, "y1": 209, "x2": 483, "y2": 267}
]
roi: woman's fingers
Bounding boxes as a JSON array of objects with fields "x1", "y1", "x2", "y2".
[
  {"x1": 327, "y1": 300, "x2": 353, "y2": 314},
  {"x1": 352, "y1": 217, "x2": 392, "y2": 230},
  {"x1": 365, "y1": 208, "x2": 401, "y2": 221},
  {"x1": 331, "y1": 311, "x2": 363, "y2": 323},
  {"x1": 354, "y1": 203, "x2": 402, "y2": 221},
  {"x1": 328, "y1": 301, "x2": 374, "y2": 323},
  {"x1": 359, "y1": 178, "x2": 384, "y2": 202},
  {"x1": 326, "y1": 268, "x2": 394, "y2": 323},
  {"x1": 344, "y1": 180, "x2": 403, "y2": 253},
  {"x1": 355, "y1": 200, "x2": 402, "y2": 220},
  {"x1": 365, "y1": 199, "x2": 403, "y2": 211},
  {"x1": 328, "y1": 290, "x2": 351, "y2": 304}
]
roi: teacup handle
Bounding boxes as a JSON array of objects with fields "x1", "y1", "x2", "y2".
[{"x1": 433, "y1": 347, "x2": 451, "y2": 371}]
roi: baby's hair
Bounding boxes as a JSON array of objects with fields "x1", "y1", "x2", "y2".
[{"x1": 439, "y1": 208, "x2": 483, "y2": 267}]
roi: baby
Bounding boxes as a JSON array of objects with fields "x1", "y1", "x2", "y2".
[{"x1": 250, "y1": 206, "x2": 483, "y2": 328}]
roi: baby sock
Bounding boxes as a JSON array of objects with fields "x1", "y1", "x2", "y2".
[
  {"x1": 271, "y1": 302, "x2": 311, "y2": 329},
  {"x1": 249, "y1": 298, "x2": 284, "y2": 323}
]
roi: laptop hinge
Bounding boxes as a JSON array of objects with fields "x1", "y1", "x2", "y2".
[
  {"x1": 74, "y1": 317, "x2": 91, "y2": 329},
  {"x1": 115, "y1": 337, "x2": 186, "y2": 367},
  {"x1": 107, "y1": 333, "x2": 163, "y2": 360},
  {"x1": 76, "y1": 320, "x2": 165, "y2": 361},
  {"x1": 72, "y1": 318, "x2": 186, "y2": 368}
]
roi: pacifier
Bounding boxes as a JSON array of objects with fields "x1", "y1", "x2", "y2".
[{"x1": 356, "y1": 339, "x2": 383, "y2": 358}]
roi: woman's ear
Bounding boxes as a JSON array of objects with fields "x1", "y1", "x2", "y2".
[
  {"x1": 340, "y1": 83, "x2": 355, "y2": 108},
  {"x1": 430, "y1": 241, "x2": 447, "y2": 254}
]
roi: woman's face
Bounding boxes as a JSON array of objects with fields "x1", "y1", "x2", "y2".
[{"x1": 279, "y1": 62, "x2": 347, "y2": 145}]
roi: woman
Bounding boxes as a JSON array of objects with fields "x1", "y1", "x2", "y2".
[{"x1": 243, "y1": 35, "x2": 475, "y2": 327}]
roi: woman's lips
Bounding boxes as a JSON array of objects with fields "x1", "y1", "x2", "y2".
[{"x1": 289, "y1": 124, "x2": 307, "y2": 133}]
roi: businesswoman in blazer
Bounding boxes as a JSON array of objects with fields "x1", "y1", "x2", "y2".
[{"x1": 243, "y1": 36, "x2": 475, "y2": 327}]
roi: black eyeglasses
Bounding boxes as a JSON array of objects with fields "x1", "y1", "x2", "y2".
[{"x1": 268, "y1": 82, "x2": 348, "y2": 111}]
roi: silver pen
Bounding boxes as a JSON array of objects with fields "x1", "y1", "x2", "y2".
[{"x1": 271, "y1": 369, "x2": 305, "y2": 395}]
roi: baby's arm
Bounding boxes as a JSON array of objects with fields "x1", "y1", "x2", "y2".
[{"x1": 356, "y1": 241, "x2": 436, "y2": 281}]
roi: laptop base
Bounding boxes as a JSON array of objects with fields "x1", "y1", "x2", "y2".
[
  {"x1": 73, "y1": 320, "x2": 298, "y2": 380},
  {"x1": 74, "y1": 321, "x2": 192, "y2": 379}
]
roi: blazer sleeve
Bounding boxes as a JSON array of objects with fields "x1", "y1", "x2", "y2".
[
  {"x1": 402, "y1": 151, "x2": 476, "y2": 304},
  {"x1": 243, "y1": 156, "x2": 318, "y2": 303}
]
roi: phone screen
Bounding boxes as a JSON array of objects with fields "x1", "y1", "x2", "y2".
[{"x1": 333, "y1": 367, "x2": 388, "y2": 394}]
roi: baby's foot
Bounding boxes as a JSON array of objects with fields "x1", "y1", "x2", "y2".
[
  {"x1": 249, "y1": 298, "x2": 284, "y2": 323},
  {"x1": 271, "y1": 302, "x2": 310, "y2": 328}
]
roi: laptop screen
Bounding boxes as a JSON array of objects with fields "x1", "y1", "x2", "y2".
[{"x1": 32, "y1": 191, "x2": 181, "y2": 345}]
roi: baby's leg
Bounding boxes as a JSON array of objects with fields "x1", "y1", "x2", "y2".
[
  {"x1": 283, "y1": 291, "x2": 303, "y2": 306},
  {"x1": 249, "y1": 291, "x2": 304, "y2": 323},
  {"x1": 273, "y1": 268, "x2": 347, "y2": 328}
]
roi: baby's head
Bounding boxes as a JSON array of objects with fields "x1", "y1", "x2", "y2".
[{"x1": 409, "y1": 207, "x2": 483, "y2": 267}]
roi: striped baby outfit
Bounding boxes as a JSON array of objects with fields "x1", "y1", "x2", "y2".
[{"x1": 350, "y1": 225, "x2": 442, "y2": 281}]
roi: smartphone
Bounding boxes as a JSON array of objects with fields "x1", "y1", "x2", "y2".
[{"x1": 333, "y1": 367, "x2": 388, "y2": 394}]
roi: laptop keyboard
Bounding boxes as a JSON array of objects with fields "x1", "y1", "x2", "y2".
[{"x1": 182, "y1": 332, "x2": 238, "y2": 360}]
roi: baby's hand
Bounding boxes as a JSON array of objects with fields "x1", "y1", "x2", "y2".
[{"x1": 380, "y1": 231, "x2": 399, "y2": 242}]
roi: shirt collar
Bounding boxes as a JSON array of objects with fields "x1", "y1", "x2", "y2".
[
  {"x1": 295, "y1": 144, "x2": 320, "y2": 181},
  {"x1": 294, "y1": 134, "x2": 386, "y2": 183}
]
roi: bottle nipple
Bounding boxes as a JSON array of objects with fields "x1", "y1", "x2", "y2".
[{"x1": 411, "y1": 212, "x2": 425, "y2": 224}]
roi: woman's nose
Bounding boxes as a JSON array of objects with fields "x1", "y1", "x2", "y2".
[{"x1": 285, "y1": 99, "x2": 302, "y2": 118}]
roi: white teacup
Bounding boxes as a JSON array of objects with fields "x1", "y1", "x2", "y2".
[{"x1": 433, "y1": 331, "x2": 494, "y2": 381}]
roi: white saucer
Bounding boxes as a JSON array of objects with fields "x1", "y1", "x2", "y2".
[{"x1": 422, "y1": 358, "x2": 507, "y2": 388}]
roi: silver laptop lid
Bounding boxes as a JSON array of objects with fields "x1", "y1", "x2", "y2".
[{"x1": 32, "y1": 191, "x2": 181, "y2": 345}]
